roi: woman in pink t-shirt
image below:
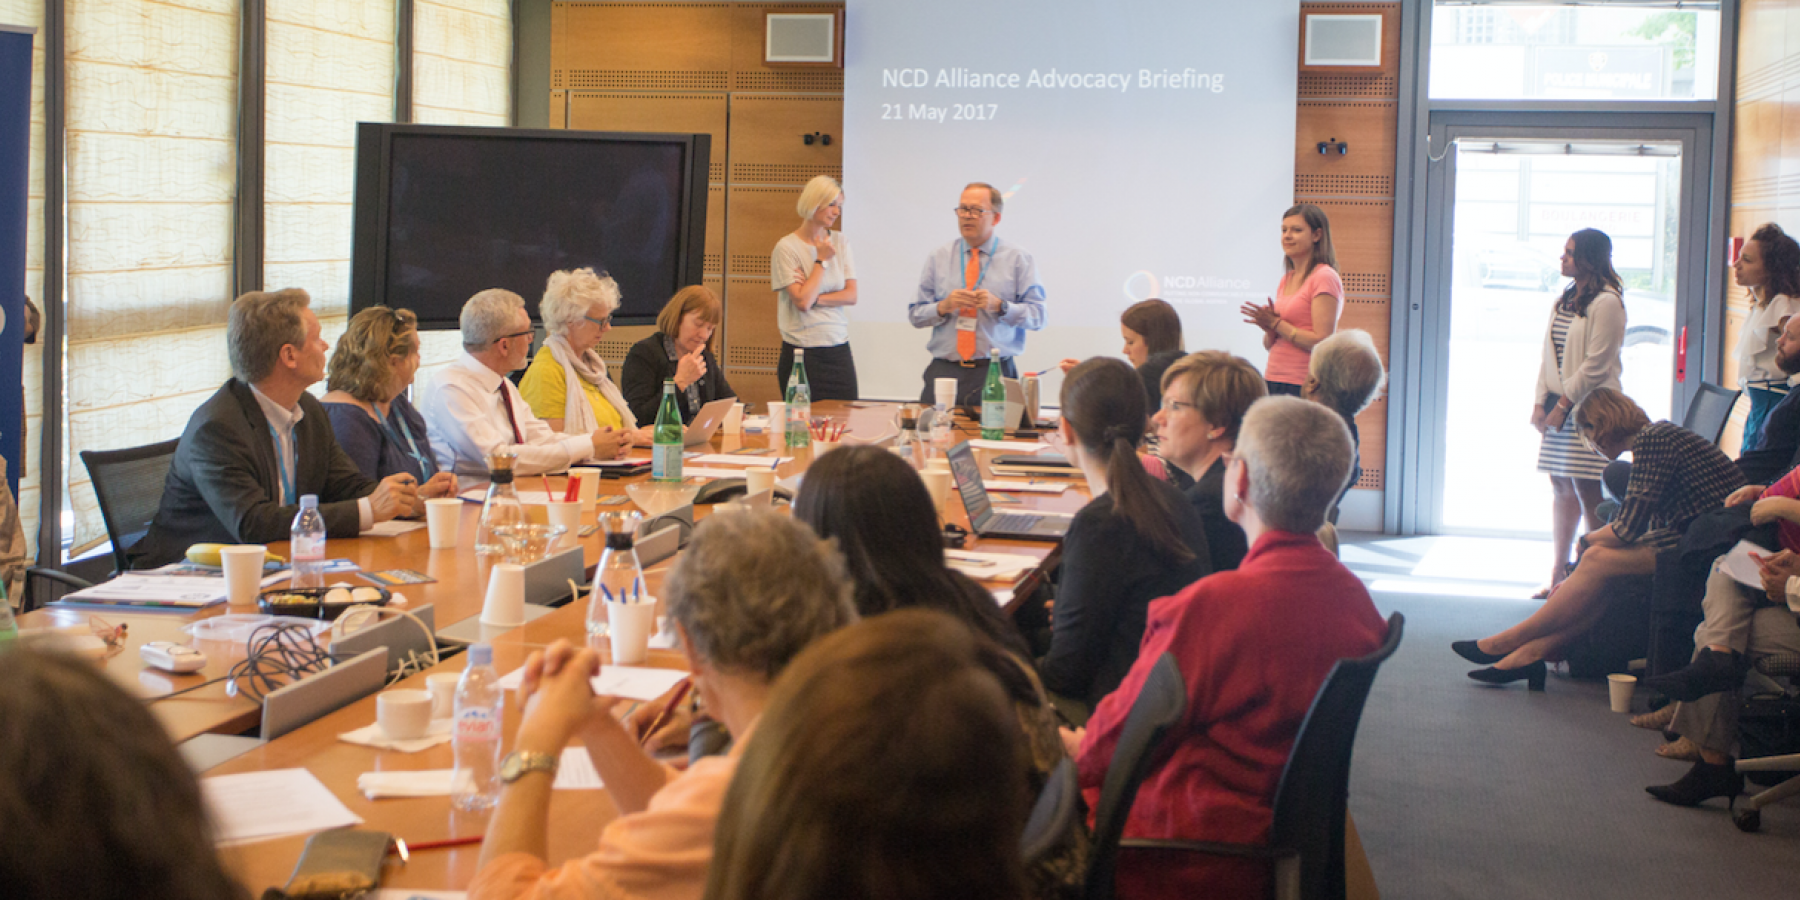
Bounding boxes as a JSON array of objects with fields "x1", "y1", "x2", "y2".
[{"x1": 1240, "y1": 203, "x2": 1345, "y2": 395}]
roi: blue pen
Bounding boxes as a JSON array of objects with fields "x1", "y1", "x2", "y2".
[{"x1": 601, "y1": 584, "x2": 614, "y2": 603}]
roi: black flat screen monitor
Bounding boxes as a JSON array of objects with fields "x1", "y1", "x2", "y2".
[{"x1": 351, "y1": 123, "x2": 710, "y2": 329}]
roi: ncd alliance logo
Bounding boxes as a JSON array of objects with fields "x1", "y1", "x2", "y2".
[{"x1": 1122, "y1": 270, "x2": 1252, "y2": 305}]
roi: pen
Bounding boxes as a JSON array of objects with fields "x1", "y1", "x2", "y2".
[
  {"x1": 601, "y1": 585, "x2": 614, "y2": 603},
  {"x1": 391, "y1": 835, "x2": 483, "y2": 858},
  {"x1": 640, "y1": 679, "x2": 692, "y2": 747}
]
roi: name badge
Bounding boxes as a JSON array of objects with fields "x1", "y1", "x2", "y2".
[{"x1": 955, "y1": 315, "x2": 978, "y2": 332}]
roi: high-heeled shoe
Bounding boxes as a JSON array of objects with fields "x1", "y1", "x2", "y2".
[
  {"x1": 1452, "y1": 640, "x2": 1505, "y2": 665},
  {"x1": 1646, "y1": 760, "x2": 1742, "y2": 808},
  {"x1": 1466, "y1": 661, "x2": 1546, "y2": 691}
]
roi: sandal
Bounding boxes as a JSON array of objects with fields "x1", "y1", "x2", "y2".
[
  {"x1": 1655, "y1": 737, "x2": 1700, "y2": 761},
  {"x1": 1631, "y1": 705, "x2": 1677, "y2": 731}
]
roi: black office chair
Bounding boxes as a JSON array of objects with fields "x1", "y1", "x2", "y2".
[
  {"x1": 1083, "y1": 653, "x2": 1185, "y2": 900},
  {"x1": 1021, "y1": 756, "x2": 1080, "y2": 866},
  {"x1": 1090, "y1": 614, "x2": 1405, "y2": 900},
  {"x1": 1684, "y1": 381, "x2": 1742, "y2": 446},
  {"x1": 79, "y1": 438, "x2": 179, "y2": 576}
]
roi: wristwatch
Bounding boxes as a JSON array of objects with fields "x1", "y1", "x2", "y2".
[{"x1": 499, "y1": 750, "x2": 561, "y2": 784}]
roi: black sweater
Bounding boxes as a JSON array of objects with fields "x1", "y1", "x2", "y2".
[{"x1": 620, "y1": 335, "x2": 736, "y2": 426}]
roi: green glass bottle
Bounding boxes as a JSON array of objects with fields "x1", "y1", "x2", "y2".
[
  {"x1": 981, "y1": 357, "x2": 1007, "y2": 440},
  {"x1": 0, "y1": 576, "x2": 17, "y2": 646},
  {"x1": 652, "y1": 380, "x2": 684, "y2": 482},
  {"x1": 785, "y1": 348, "x2": 812, "y2": 449}
]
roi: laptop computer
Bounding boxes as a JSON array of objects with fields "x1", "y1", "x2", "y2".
[
  {"x1": 945, "y1": 441, "x2": 1072, "y2": 542},
  {"x1": 684, "y1": 397, "x2": 738, "y2": 446}
]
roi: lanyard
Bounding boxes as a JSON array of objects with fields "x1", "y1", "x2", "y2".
[
  {"x1": 959, "y1": 237, "x2": 994, "y2": 291},
  {"x1": 268, "y1": 424, "x2": 295, "y2": 505},
  {"x1": 379, "y1": 405, "x2": 436, "y2": 479}
]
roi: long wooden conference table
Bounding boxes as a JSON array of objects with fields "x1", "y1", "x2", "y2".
[{"x1": 20, "y1": 401, "x2": 1088, "y2": 894}]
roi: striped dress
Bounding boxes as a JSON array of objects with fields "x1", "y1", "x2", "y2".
[{"x1": 1536, "y1": 307, "x2": 1610, "y2": 480}]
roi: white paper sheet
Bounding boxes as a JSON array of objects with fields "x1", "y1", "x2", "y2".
[
  {"x1": 689, "y1": 453, "x2": 793, "y2": 466},
  {"x1": 945, "y1": 550, "x2": 1042, "y2": 583},
  {"x1": 371, "y1": 891, "x2": 466, "y2": 900},
  {"x1": 203, "y1": 768, "x2": 363, "y2": 845},
  {"x1": 967, "y1": 439, "x2": 1049, "y2": 452},
  {"x1": 1719, "y1": 540, "x2": 1772, "y2": 588},
  {"x1": 64, "y1": 574, "x2": 228, "y2": 607},
  {"x1": 497, "y1": 665, "x2": 689, "y2": 702},
  {"x1": 365, "y1": 520, "x2": 428, "y2": 537},
  {"x1": 983, "y1": 479, "x2": 1072, "y2": 494},
  {"x1": 678, "y1": 467, "x2": 744, "y2": 480},
  {"x1": 553, "y1": 746, "x2": 605, "y2": 790}
]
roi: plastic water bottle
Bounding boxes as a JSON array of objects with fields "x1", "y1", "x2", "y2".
[
  {"x1": 452, "y1": 643, "x2": 505, "y2": 812},
  {"x1": 290, "y1": 495, "x2": 327, "y2": 590}
]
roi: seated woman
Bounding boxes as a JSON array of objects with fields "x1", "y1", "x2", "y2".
[
  {"x1": 321, "y1": 306, "x2": 457, "y2": 515},
  {"x1": 1058, "y1": 297, "x2": 1186, "y2": 411},
  {"x1": 1455, "y1": 388, "x2": 1746, "y2": 689},
  {"x1": 1303, "y1": 329, "x2": 1387, "y2": 511},
  {"x1": 519, "y1": 268, "x2": 652, "y2": 445},
  {"x1": 793, "y1": 445, "x2": 1088, "y2": 898},
  {"x1": 1040, "y1": 358, "x2": 1212, "y2": 716},
  {"x1": 705, "y1": 609, "x2": 1029, "y2": 900},
  {"x1": 470, "y1": 510, "x2": 857, "y2": 900},
  {"x1": 1153, "y1": 350, "x2": 1265, "y2": 571},
  {"x1": 621, "y1": 285, "x2": 735, "y2": 426},
  {"x1": 0, "y1": 648, "x2": 246, "y2": 900},
  {"x1": 1066, "y1": 396, "x2": 1387, "y2": 900}
]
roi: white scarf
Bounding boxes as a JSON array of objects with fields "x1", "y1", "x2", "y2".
[{"x1": 545, "y1": 333, "x2": 637, "y2": 433}]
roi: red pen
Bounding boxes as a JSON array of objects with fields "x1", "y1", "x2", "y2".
[
  {"x1": 542, "y1": 474, "x2": 555, "y2": 503},
  {"x1": 639, "y1": 678, "x2": 693, "y2": 748},
  {"x1": 391, "y1": 834, "x2": 483, "y2": 859},
  {"x1": 564, "y1": 475, "x2": 581, "y2": 503}
]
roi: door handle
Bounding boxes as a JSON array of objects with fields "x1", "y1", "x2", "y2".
[{"x1": 1676, "y1": 324, "x2": 1688, "y2": 383}]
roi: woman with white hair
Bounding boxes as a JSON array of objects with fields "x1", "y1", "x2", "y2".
[
  {"x1": 1065, "y1": 396, "x2": 1387, "y2": 899},
  {"x1": 519, "y1": 268, "x2": 652, "y2": 445},
  {"x1": 1304, "y1": 328, "x2": 1387, "y2": 509},
  {"x1": 770, "y1": 174, "x2": 859, "y2": 400}
]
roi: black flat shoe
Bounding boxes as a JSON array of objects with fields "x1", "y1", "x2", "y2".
[
  {"x1": 1452, "y1": 640, "x2": 1505, "y2": 665},
  {"x1": 1646, "y1": 760, "x2": 1742, "y2": 808},
  {"x1": 1642, "y1": 649, "x2": 1748, "y2": 703},
  {"x1": 1467, "y1": 661, "x2": 1546, "y2": 691}
]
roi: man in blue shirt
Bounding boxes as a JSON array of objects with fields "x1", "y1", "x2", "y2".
[{"x1": 908, "y1": 182, "x2": 1047, "y2": 406}]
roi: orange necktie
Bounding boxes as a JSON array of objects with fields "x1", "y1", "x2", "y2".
[{"x1": 958, "y1": 246, "x2": 981, "y2": 360}]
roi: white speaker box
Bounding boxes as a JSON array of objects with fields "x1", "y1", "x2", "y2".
[{"x1": 1304, "y1": 14, "x2": 1383, "y2": 69}]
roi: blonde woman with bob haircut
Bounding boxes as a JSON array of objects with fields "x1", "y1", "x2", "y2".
[
  {"x1": 771, "y1": 174, "x2": 859, "y2": 400},
  {"x1": 321, "y1": 306, "x2": 457, "y2": 516},
  {"x1": 1454, "y1": 388, "x2": 1745, "y2": 691},
  {"x1": 705, "y1": 609, "x2": 1030, "y2": 900},
  {"x1": 620, "y1": 285, "x2": 736, "y2": 426},
  {"x1": 519, "y1": 268, "x2": 652, "y2": 445}
]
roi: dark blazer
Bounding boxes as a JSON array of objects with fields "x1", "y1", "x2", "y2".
[
  {"x1": 131, "y1": 379, "x2": 377, "y2": 568},
  {"x1": 620, "y1": 335, "x2": 736, "y2": 425}
]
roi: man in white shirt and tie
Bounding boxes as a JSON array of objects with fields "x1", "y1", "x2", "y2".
[{"x1": 421, "y1": 289, "x2": 630, "y2": 488}]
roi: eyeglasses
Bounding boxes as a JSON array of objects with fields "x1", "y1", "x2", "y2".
[
  {"x1": 492, "y1": 330, "x2": 533, "y2": 344},
  {"x1": 953, "y1": 206, "x2": 994, "y2": 218},
  {"x1": 1160, "y1": 398, "x2": 1198, "y2": 414},
  {"x1": 584, "y1": 315, "x2": 611, "y2": 328}
]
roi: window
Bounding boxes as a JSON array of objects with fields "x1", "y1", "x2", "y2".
[{"x1": 1431, "y1": 3, "x2": 1721, "y2": 101}]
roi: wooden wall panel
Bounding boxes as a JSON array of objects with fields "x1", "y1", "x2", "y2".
[
  {"x1": 552, "y1": 2, "x2": 733, "y2": 90},
  {"x1": 728, "y1": 94, "x2": 844, "y2": 184},
  {"x1": 727, "y1": 185, "x2": 805, "y2": 274}
]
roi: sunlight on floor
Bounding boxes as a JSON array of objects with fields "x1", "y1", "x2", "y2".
[{"x1": 1343, "y1": 534, "x2": 1554, "y2": 601}]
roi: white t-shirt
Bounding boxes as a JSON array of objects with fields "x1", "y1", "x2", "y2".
[
  {"x1": 1736, "y1": 292, "x2": 1800, "y2": 386},
  {"x1": 771, "y1": 231, "x2": 856, "y2": 347}
]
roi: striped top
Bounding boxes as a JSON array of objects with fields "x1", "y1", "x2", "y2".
[{"x1": 1550, "y1": 306, "x2": 1576, "y2": 371}]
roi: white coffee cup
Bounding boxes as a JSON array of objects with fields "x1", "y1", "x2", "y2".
[
  {"x1": 745, "y1": 465, "x2": 778, "y2": 497},
  {"x1": 426, "y1": 671, "x2": 461, "y2": 719},
  {"x1": 1607, "y1": 673, "x2": 1636, "y2": 713},
  {"x1": 376, "y1": 689, "x2": 434, "y2": 740},
  {"x1": 219, "y1": 545, "x2": 266, "y2": 607},
  {"x1": 424, "y1": 498, "x2": 462, "y2": 549},
  {"x1": 606, "y1": 598, "x2": 659, "y2": 665},
  {"x1": 545, "y1": 500, "x2": 582, "y2": 548},
  {"x1": 480, "y1": 563, "x2": 527, "y2": 627},
  {"x1": 921, "y1": 469, "x2": 953, "y2": 513},
  {"x1": 568, "y1": 467, "x2": 602, "y2": 512},
  {"x1": 766, "y1": 402, "x2": 785, "y2": 437},
  {"x1": 935, "y1": 377, "x2": 958, "y2": 409}
]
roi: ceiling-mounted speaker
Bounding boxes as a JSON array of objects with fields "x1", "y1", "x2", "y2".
[
  {"x1": 1303, "y1": 14, "x2": 1383, "y2": 70},
  {"x1": 765, "y1": 12, "x2": 844, "y2": 68}
]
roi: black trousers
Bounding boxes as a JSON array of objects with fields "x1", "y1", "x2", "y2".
[
  {"x1": 919, "y1": 357, "x2": 1018, "y2": 408},
  {"x1": 1266, "y1": 380, "x2": 1304, "y2": 397},
  {"x1": 779, "y1": 342, "x2": 858, "y2": 401}
]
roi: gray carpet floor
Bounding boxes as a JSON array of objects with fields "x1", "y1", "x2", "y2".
[{"x1": 1342, "y1": 534, "x2": 1799, "y2": 899}]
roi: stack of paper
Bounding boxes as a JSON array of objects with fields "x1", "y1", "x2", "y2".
[
  {"x1": 203, "y1": 769, "x2": 363, "y2": 845},
  {"x1": 58, "y1": 574, "x2": 229, "y2": 609},
  {"x1": 496, "y1": 664, "x2": 689, "y2": 702},
  {"x1": 945, "y1": 550, "x2": 1043, "y2": 583}
]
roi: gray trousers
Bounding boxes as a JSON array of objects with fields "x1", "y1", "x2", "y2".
[
  {"x1": 1673, "y1": 605, "x2": 1800, "y2": 756},
  {"x1": 1692, "y1": 562, "x2": 1763, "y2": 654}
]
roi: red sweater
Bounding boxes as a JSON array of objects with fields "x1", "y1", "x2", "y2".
[{"x1": 1076, "y1": 530, "x2": 1386, "y2": 900}]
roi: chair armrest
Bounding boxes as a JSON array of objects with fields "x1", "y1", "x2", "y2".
[{"x1": 27, "y1": 567, "x2": 93, "y2": 591}]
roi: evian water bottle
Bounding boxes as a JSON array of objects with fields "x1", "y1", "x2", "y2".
[{"x1": 452, "y1": 643, "x2": 504, "y2": 811}]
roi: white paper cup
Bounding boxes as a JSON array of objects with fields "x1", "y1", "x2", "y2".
[
  {"x1": 219, "y1": 545, "x2": 266, "y2": 607},
  {"x1": 935, "y1": 377, "x2": 958, "y2": 409},
  {"x1": 745, "y1": 465, "x2": 778, "y2": 497},
  {"x1": 921, "y1": 469, "x2": 953, "y2": 513},
  {"x1": 766, "y1": 402, "x2": 785, "y2": 437},
  {"x1": 1607, "y1": 673, "x2": 1636, "y2": 713},
  {"x1": 479, "y1": 563, "x2": 527, "y2": 627},
  {"x1": 545, "y1": 500, "x2": 582, "y2": 548},
  {"x1": 812, "y1": 439, "x2": 840, "y2": 456},
  {"x1": 426, "y1": 672, "x2": 461, "y2": 719},
  {"x1": 377, "y1": 689, "x2": 434, "y2": 740},
  {"x1": 606, "y1": 598, "x2": 658, "y2": 665},
  {"x1": 568, "y1": 467, "x2": 602, "y2": 512},
  {"x1": 723, "y1": 402, "x2": 745, "y2": 434},
  {"x1": 425, "y1": 498, "x2": 463, "y2": 549}
]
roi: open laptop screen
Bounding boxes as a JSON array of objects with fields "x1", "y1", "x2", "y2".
[{"x1": 946, "y1": 442, "x2": 991, "y2": 524}]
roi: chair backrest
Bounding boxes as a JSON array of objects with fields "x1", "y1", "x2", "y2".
[
  {"x1": 1267, "y1": 612, "x2": 1405, "y2": 900},
  {"x1": 261, "y1": 648, "x2": 387, "y2": 740},
  {"x1": 79, "y1": 438, "x2": 181, "y2": 575},
  {"x1": 1682, "y1": 382, "x2": 1741, "y2": 446},
  {"x1": 1085, "y1": 653, "x2": 1186, "y2": 900},
  {"x1": 1021, "y1": 756, "x2": 1080, "y2": 866}
]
